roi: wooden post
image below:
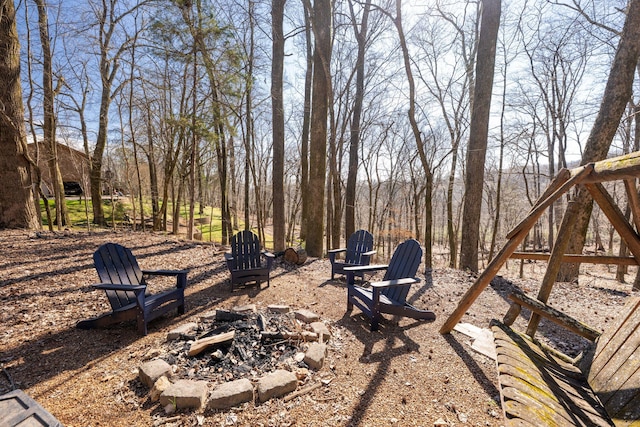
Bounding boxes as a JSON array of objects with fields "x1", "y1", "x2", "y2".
[
  {"x1": 440, "y1": 165, "x2": 593, "y2": 334},
  {"x1": 525, "y1": 200, "x2": 580, "y2": 338},
  {"x1": 623, "y1": 179, "x2": 640, "y2": 232}
]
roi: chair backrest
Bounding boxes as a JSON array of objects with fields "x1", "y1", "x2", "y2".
[
  {"x1": 229, "y1": 230, "x2": 262, "y2": 271},
  {"x1": 93, "y1": 243, "x2": 144, "y2": 310},
  {"x1": 381, "y1": 239, "x2": 422, "y2": 303},
  {"x1": 345, "y1": 229, "x2": 374, "y2": 265},
  {"x1": 586, "y1": 296, "x2": 640, "y2": 422}
]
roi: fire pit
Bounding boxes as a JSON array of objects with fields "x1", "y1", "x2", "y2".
[{"x1": 164, "y1": 307, "x2": 318, "y2": 383}]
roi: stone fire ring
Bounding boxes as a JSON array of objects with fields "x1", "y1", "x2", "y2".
[{"x1": 137, "y1": 305, "x2": 331, "y2": 412}]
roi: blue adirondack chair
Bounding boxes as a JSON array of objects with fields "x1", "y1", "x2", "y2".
[
  {"x1": 345, "y1": 239, "x2": 436, "y2": 331},
  {"x1": 77, "y1": 243, "x2": 188, "y2": 335},
  {"x1": 225, "y1": 230, "x2": 274, "y2": 291},
  {"x1": 328, "y1": 229, "x2": 376, "y2": 280}
]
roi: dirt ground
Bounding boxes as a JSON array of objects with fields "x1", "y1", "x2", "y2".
[{"x1": 0, "y1": 229, "x2": 636, "y2": 427}]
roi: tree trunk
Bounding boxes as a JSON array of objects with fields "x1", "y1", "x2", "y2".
[
  {"x1": 305, "y1": 0, "x2": 332, "y2": 257},
  {"x1": 272, "y1": 0, "x2": 286, "y2": 251},
  {"x1": 459, "y1": 0, "x2": 501, "y2": 272},
  {"x1": 0, "y1": 0, "x2": 40, "y2": 229},
  {"x1": 299, "y1": 0, "x2": 313, "y2": 242},
  {"x1": 35, "y1": 0, "x2": 69, "y2": 229},
  {"x1": 345, "y1": 0, "x2": 370, "y2": 239},
  {"x1": 558, "y1": 0, "x2": 640, "y2": 282}
]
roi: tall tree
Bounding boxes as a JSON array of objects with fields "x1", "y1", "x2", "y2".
[
  {"x1": 89, "y1": 0, "x2": 146, "y2": 225},
  {"x1": 384, "y1": 0, "x2": 436, "y2": 267},
  {"x1": 34, "y1": 0, "x2": 70, "y2": 229},
  {"x1": 272, "y1": 0, "x2": 286, "y2": 251},
  {"x1": 299, "y1": 0, "x2": 313, "y2": 241},
  {"x1": 0, "y1": 0, "x2": 40, "y2": 229},
  {"x1": 558, "y1": 0, "x2": 640, "y2": 281},
  {"x1": 345, "y1": 0, "x2": 370, "y2": 239},
  {"x1": 459, "y1": 0, "x2": 501, "y2": 272},
  {"x1": 306, "y1": 0, "x2": 332, "y2": 257}
]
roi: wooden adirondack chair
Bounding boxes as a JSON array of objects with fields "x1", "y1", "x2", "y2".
[
  {"x1": 76, "y1": 243, "x2": 188, "y2": 335},
  {"x1": 345, "y1": 239, "x2": 436, "y2": 331},
  {"x1": 328, "y1": 229, "x2": 376, "y2": 280},
  {"x1": 225, "y1": 230, "x2": 274, "y2": 291}
]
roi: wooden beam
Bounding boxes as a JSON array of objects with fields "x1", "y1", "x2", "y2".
[
  {"x1": 586, "y1": 183, "x2": 640, "y2": 264},
  {"x1": 441, "y1": 165, "x2": 594, "y2": 335},
  {"x1": 510, "y1": 252, "x2": 639, "y2": 265},
  {"x1": 624, "y1": 178, "x2": 640, "y2": 231},
  {"x1": 572, "y1": 151, "x2": 640, "y2": 183}
]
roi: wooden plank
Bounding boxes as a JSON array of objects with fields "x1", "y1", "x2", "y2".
[
  {"x1": 503, "y1": 386, "x2": 612, "y2": 427},
  {"x1": 508, "y1": 292, "x2": 601, "y2": 341},
  {"x1": 492, "y1": 323, "x2": 614, "y2": 427},
  {"x1": 623, "y1": 179, "x2": 640, "y2": 232},
  {"x1": 588, "y1": 298, "x2": 640, "y2": 401},
  {"x1": 509, "y1": 252, "x2": 639, "y2": 266}
]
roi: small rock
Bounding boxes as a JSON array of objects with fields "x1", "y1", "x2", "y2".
[
  {"x1": 160, "y1": 379, "x2": 208, "y2": 409},
  {"x1": 164, "y1": 403, "x2": 176, "y2": 415},
  {"x1": 139, "y1": 359, "x2": 172, "y2": 388},
  {"x1": 309, "y1": 321, "x2": 331, "y2": 342},
  {"x1": 457, "y1": 412, "x2": 468, "y2": 423},
  {"x1": 433, "y1": 418, "x2": 448, "y2": 426},
  {"x1": 167, "y1": 322, "x2": 197, "y2": 341},
  {"x1": 304, "y1": 342, "x2": 327, "y2": 370},
  {"x1": 256, "y1": 370, "x2": 298, "y2": 402},
  {"x1": 208, "y1": 378, "x2": 254, "y2": 410},
  {"x1": 267, "y1": 304, "x2": 290, "y2": 314},
  {"x1": 232, "y1": 304, "x2": 257, "y2": 314},
  {"x1": 294, "y1": 309, "x2": 320, "y2": 323},
  {"x1": 150, "y1": 376, "x2": 172, "y2": 402}
]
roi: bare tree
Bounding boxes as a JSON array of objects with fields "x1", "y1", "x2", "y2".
[
  {"x1": 305, "y1": 0, "x2": 333, "y2": 257},
  {"x1": 459, "y1": 0, "x2": 501, "y2": 272},
  {"x1": 272, "y1": 0, "x2": 286, "y2": 251},
  {"x1": 559, "y1": 0, "x2": 640, "y2": 282},
  {"x1": 34, "y1": 0, "x2": 70, "y2": 229}
]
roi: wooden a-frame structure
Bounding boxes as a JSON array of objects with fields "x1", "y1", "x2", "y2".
[{"x1": 441, "y1": 151, "x2": 640, "y2": 336}]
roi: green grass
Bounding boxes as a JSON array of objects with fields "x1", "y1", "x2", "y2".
[{"x1": 40, "y1": 196, "x2": 242, "y2": 243}]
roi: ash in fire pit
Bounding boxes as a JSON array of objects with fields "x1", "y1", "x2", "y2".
[{"x1": 163, "y1": 307, "x2": 325, "y2": 384}]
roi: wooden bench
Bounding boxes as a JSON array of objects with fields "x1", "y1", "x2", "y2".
[{"x1": 491, "y1": 292, "x2": 640, "y2": 426}]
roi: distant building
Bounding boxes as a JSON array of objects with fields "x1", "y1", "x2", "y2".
[{"x1": 28, "y1": 142, "x2": 90, "y2": 197}]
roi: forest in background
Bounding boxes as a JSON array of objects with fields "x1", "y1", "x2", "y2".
[{"x1": 2, "y1": 0, "x2": 640, "y2": 271}]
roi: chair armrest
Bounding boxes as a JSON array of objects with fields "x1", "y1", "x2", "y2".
[
  {"x1": 327, "y1": 248, "x2": 347, "y2": 254},
  {"x1": 142, "y1": 269, "x2": 188, "y2": 289},
  {"x1": 344, "y1": 263, "x2": 389, "y2": 273},
  {"x1": 92, "y1": 283, "x2": 146, "y2": 292},
  {"x1": 362, "y1": 250, "x2": 377, "y2": 257},
  {"x1": 142, "y1": 269, "x2": 188, "y2": 276},
  {"x1": 262, "y1": 251, "x2": 275, "y2": 258},
  {"x1": 507, "y1": 291, "x2": 601, "y2": 341},
  {"x1": 370, "y1": 277, "x2": 420, "y2": 288}
]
